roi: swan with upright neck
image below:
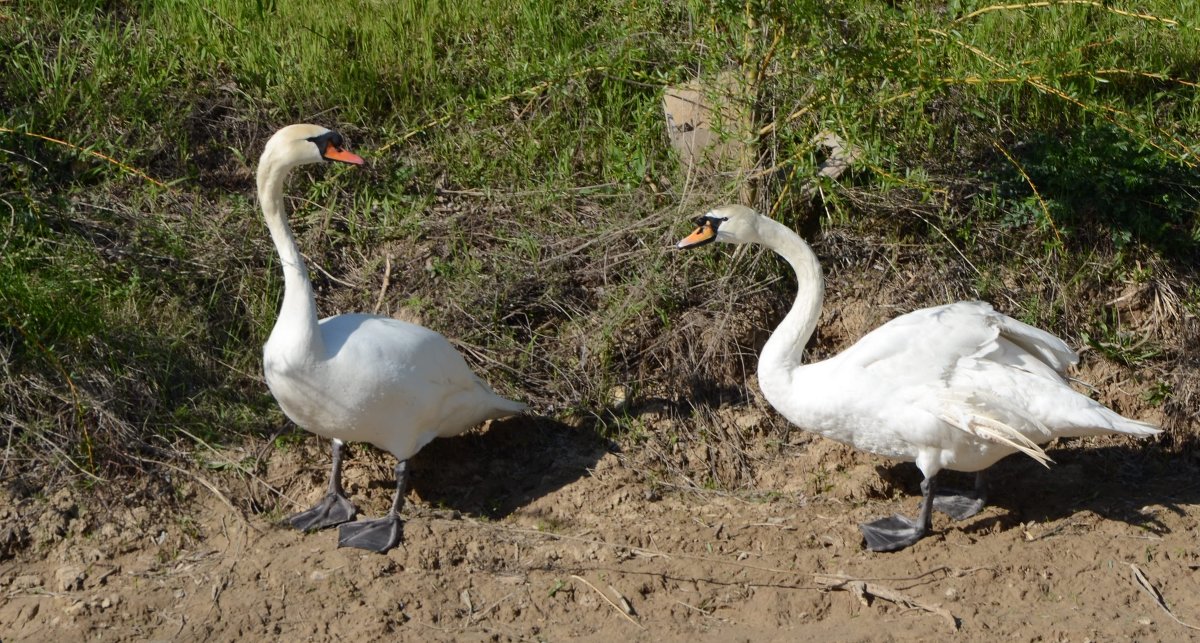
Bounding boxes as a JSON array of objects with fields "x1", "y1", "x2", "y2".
[
  {"x1": 256, "y1": 124, "x2": 525, "y2": 553},
  {"x1": 678, "y1": 205, "x2": 1159, "y2": 551}
]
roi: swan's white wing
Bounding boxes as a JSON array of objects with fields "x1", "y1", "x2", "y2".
[
  {"x1": 328, "y1": 314, "x2": 522, "y2": 435},
  {"x1": 269, "y1": 314, "x2": 523, "y2": 460},
  {"x1": 815, "y1": 301, "x2": 1152, "y2": 468},
  {"x1": 986, "y1": 310, "x2": 1078, "y2": 375},
  {"x1": 939, "y1": 351, "x2": 1157, "y2": 457},
  {"x1": 832, "y1": 302, "x2": 1001, "y2": 382},
  {"x1": 838, "y1": 301, "x2": 1076, "y2": 383}
]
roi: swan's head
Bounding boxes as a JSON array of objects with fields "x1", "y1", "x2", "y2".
[
  {"x1": 676, "y1": 204, "x2": 762, "y2": 249},
  {"x1": 259, "y1": 124, "x2": 364, "y2": 172}
]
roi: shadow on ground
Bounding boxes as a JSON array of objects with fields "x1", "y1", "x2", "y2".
[
  {"x1": 874, "y1": 441, "x2": 1200, "y2": 539},
  {"x1": 405, "y1": 414, "x2": 611, "y2": 519}
]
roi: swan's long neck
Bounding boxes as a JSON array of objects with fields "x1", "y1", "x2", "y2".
[
  {"x1": 753, "y1": 217, "x2": 824, "y2": 398},
  {"x1": 257, "y1": 156, "x2": 322, "y2": 354}
]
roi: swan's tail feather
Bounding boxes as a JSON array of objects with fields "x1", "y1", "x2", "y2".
[
  {"x1": 488, "y1": 396, "x2": 528, "y2": 419},
  {"x1": 471, "y1": 376, "x2": 527, "y2": 420},
  {"x1": 1060, "y1": 410, "x2": 1161, "y2": 439},
  {"x1": 1117, "y1": 418, "x2": 1160, "y2": 437},
  {"x1": 480, "y1": 393, "x2": 528, "y2": 419}
]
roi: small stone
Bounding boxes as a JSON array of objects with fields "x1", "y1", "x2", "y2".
[
  {"x1": 310, "y1": 570, "x2": 328, "y2": 581},
  {"x1": 100, "y1": 597, "x2": 112, "y2": 609},
  {"x1": 944, "y1": 587, "x2": 960, "y2": 601},
  {"x1": 64, "y1": 600, "x2": 88, "y2": 616},
  {"x1": 55, "y1": 566, "x2": 86, "y2": 591},
  {"x1": 607, "y1": 385, "x2": 630, "y2": 410}
]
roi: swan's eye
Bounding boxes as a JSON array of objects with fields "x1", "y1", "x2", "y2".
[
  {"x1": 306, "y1": 131, "x2": 345, "y2": 154},
  {"x1": 305, "y1": 130, "x2": 364, "y2": 165},
  {"x1": 306, "y1": 132, "x2": 330, "y2": 150},
  {"x1": 692, "y1": 215, "x2": 726, "y2": 230}
]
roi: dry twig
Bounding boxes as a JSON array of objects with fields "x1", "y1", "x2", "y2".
[
  {"x1": 954, "y1": 1, "x2": 1194, "y2": 31},
  {"x1": 0, "y1": 127, "x2": 169, "y2": 188},
  {"x1": 570, "y1": 574, "x2": 644, "y2": 630},
  {"x1": 1130, "y1": 564, "x2": 1200, "y2": 631},
  {"x1": 814, "y1": 573, "x2": 959, "y2": 630},
  {"x1": 373, "y1": 254, "x2": 392, "y2": 315}
]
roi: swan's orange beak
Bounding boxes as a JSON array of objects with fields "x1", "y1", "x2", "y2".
[
  {"x1": 677, "y1": 220, "x2": 718, "y2": 249},
  {"x1": 322, "y1": 143, "x2": 364, "y2": 165}
]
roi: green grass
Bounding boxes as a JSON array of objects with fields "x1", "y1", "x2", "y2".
[{"x1": 1, "y1": 0, "x2": 1198, "y2": 489}]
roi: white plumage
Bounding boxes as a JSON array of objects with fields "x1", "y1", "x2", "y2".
[
  {"x1": 678, "y1": 205, "x2": 1158, "y2": 551},
  {"x1": 257, "y1": 124, "x2": 524, "y2": 552},
  {"x1": 264, "y1": 314, "x2": 525, "y2": 461}
]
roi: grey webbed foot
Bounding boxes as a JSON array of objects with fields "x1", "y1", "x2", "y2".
[
  {"x1": 860, "y1": 473, "x2": 939, "y2": 552},
  {"x1": 337, "y1": 458, "x2": 409, "y2": 553},
  {"x1": 338, "y1": 514, "x2": 403, "y2": 553},
  {"x1": 933, "y1": 491, "x2": 985, "y2": 521},
  {"x1": 288, "y1": 492, "x2": 357, "y2": 532},
  {"x1": 860, "y1": 514, "x2": 927, "y2": 552},
  {"x1": 291, "y1": 438, "x2": 356, "y2": 532},
  {"x1": 933, "y1": 471, "x2": 987, "y2": 521}
]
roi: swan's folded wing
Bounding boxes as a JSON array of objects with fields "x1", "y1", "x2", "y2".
[
  {"x1": 841, "y1": 300, "x2": 1088, "y2": 466},
  {"x1": 842, "y1": 301, "x2": 1079, "y2": 384},
  {"x1": 837, "y1": 302, "x2": 1001, "y2": 382},
  {"x1": 984, "y1": 310, "x2": 1078, "y2": 376},
  {"x1": 943, "y1": 301, "x2": 1077, "y2": 376},
  {"x1": 935, "y1": 351, "x2": 1158, "y2": 466}
]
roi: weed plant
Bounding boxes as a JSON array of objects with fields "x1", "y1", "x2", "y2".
[{"x1": 1, "y1": 0, "x2": 1197, "y2": 491}]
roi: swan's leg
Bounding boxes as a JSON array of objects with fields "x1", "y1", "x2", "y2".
[
  {"x1": 338, "y1": 459, "x2": 407, "y2": 553},
  {"x1": 288, "y1": 439, "x2": 358, "y2": 532},
  {"x1": 932, "y1": 471, "x2": 988, "y2": 521},
  {"x1": 859, "y1": 475, "x2": 936, "y2": 552}
]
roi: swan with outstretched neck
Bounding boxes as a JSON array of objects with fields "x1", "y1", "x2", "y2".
[
  {"x1": 257, "y1": 124, "x2": 525, "y2": 553},
  {"x1": 677, "y1": 205, "x2": 1159, "y2": 551}
]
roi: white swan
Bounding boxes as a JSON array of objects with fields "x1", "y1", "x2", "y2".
[
  {"x1": 257, "y1": 124, "x2": 526, "y2": 552},
  {"x1": 677, "y1": 205, "x2": 1159, "y2": 551}
]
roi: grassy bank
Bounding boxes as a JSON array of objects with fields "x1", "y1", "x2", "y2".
[{"x1": 1, "y1": 0, "x2": 1197, "y2": 491}]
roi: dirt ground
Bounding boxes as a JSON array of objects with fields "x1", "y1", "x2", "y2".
[
  {"x1": 3, "y1": 274, "x2": 1197, "y2": 642},
  {"x1": 3, "y1": 397, "x2": 1199, "y2": 642}
]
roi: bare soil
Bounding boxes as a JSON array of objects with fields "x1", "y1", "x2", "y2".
[
  {"x1": 4, "y1": 247, "x2": 1197, "y2": 642},
  {"x1": 3, "y1": 399, "x2": 1199, "y2": 642}
]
